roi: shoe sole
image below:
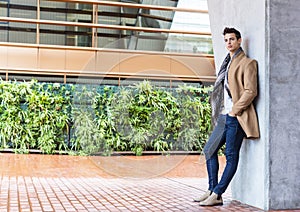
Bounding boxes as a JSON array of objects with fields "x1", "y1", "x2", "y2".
[
  {"x1": 193, "y1": 198, "x2": 209, "y2": 202},
  {"x1": 199, "y1": 202, "x2": 223, "y2": 207}
]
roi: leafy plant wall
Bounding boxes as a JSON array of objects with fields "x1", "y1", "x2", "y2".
[{"x1": 0, "y1": 79, "x2": 212, "y2": 156}]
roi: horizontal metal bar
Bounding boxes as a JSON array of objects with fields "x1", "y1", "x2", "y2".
[
  {"x1": 50, "y1": 0, "x2": 208, "y2": 13},
  {"x1": 0, "y1": 16, "x2": 211, "y2": 36},
  {"x1": 0, "y1": 42, "x2": 214, "y2": 58},
  {"x1": 0, "y1": 68, "x2": 216, "y2": 82}
]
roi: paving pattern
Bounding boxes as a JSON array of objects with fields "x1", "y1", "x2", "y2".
[{"x1": 0, "y1": 153, "x2": 299, "y2": 212}]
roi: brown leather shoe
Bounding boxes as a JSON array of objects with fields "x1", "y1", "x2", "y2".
[
  {"x1": 199, "y1": 192, "x2": 223, "y2": 206},
  {"x1": 193, "y1": 190, "x2": 211, "y2": 202}
]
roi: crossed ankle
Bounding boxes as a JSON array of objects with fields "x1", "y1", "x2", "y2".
[{"x1": 212, "y1": 191, "x2": 222, "y2": 200}]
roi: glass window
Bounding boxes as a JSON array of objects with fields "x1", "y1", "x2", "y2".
[
  {"x1": 98, "y1": 4, "x2": 122, "y2": 26},
  {"x1": 40, "y1": 1, "x2": 68, "y2": 21},
  {"x1": 127, "y1": 31, "x2": 168, "y2": 52},
  {"x1": 165, "y1": 0, "x2": 212, "y2": 54},
  {"x1": 40, "y1": 1, "x2": 93, "y2": 47},
  {"x1": 40, "y1": 1, "x2": 92, "y2": 23},
  {"x1": 8, "y1": 0, "x2": 37, "y2": 19},
  {"x1": 39, "y1": 24, "x2": 67, "y2": 46},
  {"x1": 0, "y1": 0, "x2": 8, "y2": 42},
  {"x1": 2, "y1": 0, "x2": 37, "y2": 43},
  {"x1": 8, "y1": 22, "x2": 36, "y2": 44},
  {"x1": 97, "y1": 3, "x2": 175, "y2": 30},
  {"x1": 165, "y1": 34, "x2": 213, "y2": 54},
  {"x1": 0, "y1": 0, "x2": 8, "y2": 17},
  {"x1": 97, "y1": 27, "x2": 124, "y2": 49},
  {"x1": 0, "y1": 29, "x2": 7, "y2": 42}
]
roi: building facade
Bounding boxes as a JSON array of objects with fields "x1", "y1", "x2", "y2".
[{"x1": 0, "y1": 0, "x2": 215, "y2": 86}]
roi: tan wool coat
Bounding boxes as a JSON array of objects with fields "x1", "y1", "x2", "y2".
[{"x1": 228, "y1": 51, "x2": 260, "y2": 138}]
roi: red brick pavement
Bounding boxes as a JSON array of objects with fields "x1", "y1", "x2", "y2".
[{"x1": 0, "y1": 153, "x2": 299, "y2": 212}]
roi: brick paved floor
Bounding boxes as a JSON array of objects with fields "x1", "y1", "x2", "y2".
[{"x1": 0, "y1": 153, "x2": 299, "y2": 212}]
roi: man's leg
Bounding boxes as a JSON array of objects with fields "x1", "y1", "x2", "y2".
[
  {"x1": 203, "y1": 115, "x2": 226, "y2": 191},
  {"x1": 194, "y1": 115, "x2": 226, "y2": 202},
  {"x1": 206, "y1": 137, "x2": 225, "y2": 191},
  {"x1": 199, "y1": 115, "x2": 245, "y2": 206},
  {"x1": 213, "y1": 115, "x2": 245, "y2": 195}
]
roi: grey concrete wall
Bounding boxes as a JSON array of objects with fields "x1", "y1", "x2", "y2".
[
  {"x1": 207, "y1": 0, "x2": 300, "y2": 210},
  {"x1": 268, "y1": 0, "x2": 300, "y2": 209},
  {"x1": 207, "y1": 0, "x2": 268, "y2": 209}
]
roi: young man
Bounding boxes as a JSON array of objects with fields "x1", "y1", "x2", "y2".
[{"x1": 193, "y1": 27, "x2": 259, "y2": 206}]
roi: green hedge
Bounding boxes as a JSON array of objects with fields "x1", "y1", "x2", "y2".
[{"x1": 0, "y1": 79, "x2": 212, "y2": 156}]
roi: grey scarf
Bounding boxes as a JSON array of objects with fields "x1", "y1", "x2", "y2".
[{"x1": 210, "y1": 47, "x2": 243, "y2": 126}]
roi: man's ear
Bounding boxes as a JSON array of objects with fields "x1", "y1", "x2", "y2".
[{"x1": 238, "y1": 38, "x2": 242, "y2": 45}]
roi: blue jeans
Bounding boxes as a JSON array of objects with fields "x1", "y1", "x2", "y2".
[{"x1": 203, "y1": 114, "x2": 246, "y2": 195}]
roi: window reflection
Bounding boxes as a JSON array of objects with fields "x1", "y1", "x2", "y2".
[{"x1": 40, "y1": 1, "x2": 92, "y2": 46}]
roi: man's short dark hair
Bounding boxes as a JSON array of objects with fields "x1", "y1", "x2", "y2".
[{"x1": 223, "y1": 27, "x2": 241, "y2": 40}]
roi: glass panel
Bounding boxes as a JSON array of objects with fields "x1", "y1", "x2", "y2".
[
  {"x1": 39, "y1": 24, "x2": 67, "y2": 45},
  {"x1": 97, "y1": 3, "x2": 175, "y2": 30},
  {"x1": 1, "y1": 0, "x2": 37, "y2": 43},
  {"x1": 165, "y1": 33, "x2": 213, "y2": 54},
  {"x1": 98, "y1": 4, "x2": 122, "y2": 25},
  {"x1": 0, "y1": 25, "x2": 8, "y2": 42},
  {"x1": 170, "y1": 11, "x2": 210, "y2": 35},
  {"x1": 7, "y1": 0, "x2": 37, "y2": 19},
  {"x1": 40, "y1": 1, "x2": 92, "y2": 23},
  {"x1": 8, "y1": 0, "x2": 36, "y2": 6},
  {"x1": 40, "y1": 23, "x2": 93, "y2": 47},
  {"x1": 66, "y1": 76, "x2": 111, "y2": 85},
  {"x1": 97, "y1": 28, "x2": 126, "y2": 49},
  {"x1": 8, "y1": 22, "x2": 36, "y2": 43},
  {"x1": 96, "y1": 29, "x2": 212, "y2": 54},
  {"x1": 121, "y1": 0, "x2": 177, "y2": 7},
  {"x1": 139, "y1": 8, "x2": 174, "y2": 30},
  {"x1": 128, "y1": 31, "x2": 168, "y2": 52},
  {"x1": 120, "y1": 0, "x2": 178, "y2": 26},
  {"x1": 7, "y1": 73, "x2": 64, "y2": 83},
  {"x1": 40, "y1": 1, "x2": 68, "y2": 21},
  {"x1": 165, "y1": 0, "x2": 211, "y2": 54},
  {"x1": 40, "y1": 1, "x2": 93, "y2": 47},
  {"x1": 0, "y1": 1, "x2": 8, "y2": 17},
  {"x1": 67, "y1": 2, "x2": 93, "y2": 47}
]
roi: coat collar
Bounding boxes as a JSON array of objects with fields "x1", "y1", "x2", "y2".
[{"x1": 230, "y1": 51, "x2": 246, "y2": 67}]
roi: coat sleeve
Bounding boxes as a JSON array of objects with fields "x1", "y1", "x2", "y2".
[{"x1": 231, "y1": 60, "x2": 258, "y2": 116}]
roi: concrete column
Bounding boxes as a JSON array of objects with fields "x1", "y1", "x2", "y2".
[{"x1": 207, "y1": 0, "x2": 300, "y2": 210}]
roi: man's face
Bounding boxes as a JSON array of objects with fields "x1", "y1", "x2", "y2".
[{"x1": 224, "y1": 33, "x2": 241, "y2": 54}]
